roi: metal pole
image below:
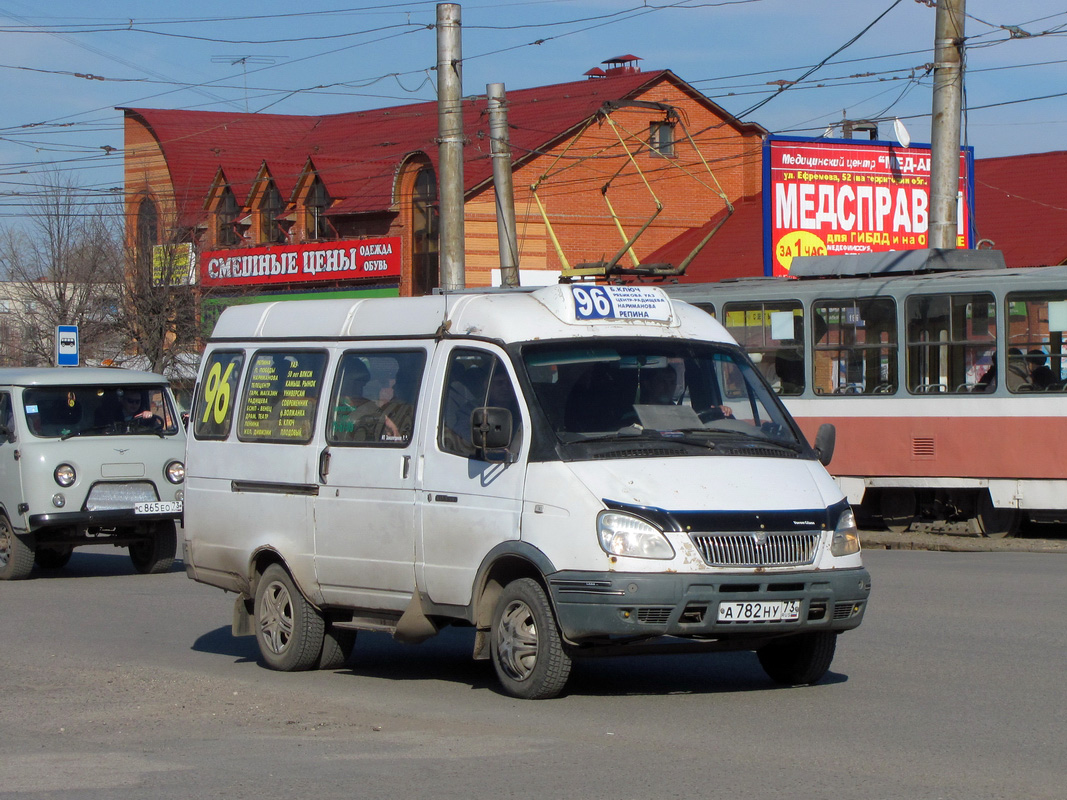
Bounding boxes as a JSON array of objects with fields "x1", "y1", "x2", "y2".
[
  {"x1": 437, "y1": 3, "x2": 465, "y2": 290},
  {"x1": 487, "y1": 82, "x2": 519, "y2": 287},
  {"x1": 928, "y1": 0, "x2": 965, "y2": 250}
]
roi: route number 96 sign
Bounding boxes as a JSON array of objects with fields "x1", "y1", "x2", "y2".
[{"x1": 571, "y1": 285, "x2": 672, "y2": 323}]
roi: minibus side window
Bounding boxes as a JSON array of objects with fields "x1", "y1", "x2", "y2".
[
  {"x1": 236, "y1": 350, "x2": 327, "y2": 443},
  {"x1": 327, "y1": 350, "x2": 426, "y2": 447},
  {"x1": 722, "y1": 300, "x2": 804, "y2": 395},
  {"x1": 193, "y1": 351, "x2": 245, "y2": 440},
  {"x1": 439, "y1": 350, "x2": 521, "y2": 458},
  {"x1": 0, "y1": 393, "x2": 13, "y2": 442}
]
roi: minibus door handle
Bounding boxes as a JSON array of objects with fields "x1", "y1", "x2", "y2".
[{"x1": 318, "y1": 447, "x2": 331, "y2": 483}]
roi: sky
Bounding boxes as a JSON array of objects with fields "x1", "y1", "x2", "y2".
[{"x1": 1, "y1": 0, "x2": 1065, "y2": 220}]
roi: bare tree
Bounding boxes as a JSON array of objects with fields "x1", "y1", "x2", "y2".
[{"x1": 0, "y1": 171, "x2": 124, "y2": 367}]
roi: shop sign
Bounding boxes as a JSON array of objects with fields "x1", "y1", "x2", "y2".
[
  {"x1": 763, "y1": 137, "x2": 974, "y2": 276},
  {"x1": 201, "y1": 238, "x2": 401, "y2": 287}
]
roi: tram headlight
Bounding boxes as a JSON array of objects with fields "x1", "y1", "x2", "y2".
[
  {"x1": 597, "y1": 511, "x2": 675, "y2": 560},
  {"x1": 830, "y1": 508, "x2": 861, "y2": 557}
]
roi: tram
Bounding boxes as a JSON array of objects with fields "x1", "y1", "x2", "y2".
[{"x1": 663, "y1": 250, "x2": 1067, "y2": 536}]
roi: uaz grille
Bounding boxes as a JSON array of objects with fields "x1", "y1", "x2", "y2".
[{"x1": 689, "y1": 531, "x2": 820, "y2": 567}]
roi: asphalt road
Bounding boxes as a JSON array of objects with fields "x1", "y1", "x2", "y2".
[{"x1": 0, "y1": 545, "x2": 1064, "y2": 800}]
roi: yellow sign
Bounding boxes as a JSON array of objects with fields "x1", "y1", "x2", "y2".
[{"x1": 152, "y1": 243, "x2": 196, "y2": 286}]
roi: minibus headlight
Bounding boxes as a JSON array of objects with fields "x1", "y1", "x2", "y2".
[
  {"x1": 54, "y1": 464, "x2": 76, "y2": 487},
  {"x1": 165, "y1": 460, "x2": 185, "y2": 484},
  {"x1": 597, "y1": 512, "x2": 674, "y2": 560},
  {"x1": 830, "y1": 508, "x2": 861, "y2": 557}
]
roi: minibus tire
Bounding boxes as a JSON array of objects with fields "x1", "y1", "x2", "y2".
[
  {"x1": 757, "y1": 631, "x2": 837, "y2": 686},
  {"x1": 254, "y1": 564, "x2": 325, "y2": 672},
  {"x1": 490, "y1": 578, "x2": 572, "y2": 700},
  {"x1": 129, "y1": 521, "x2": 177, "y2": 574},
  {"x1": 318, "y1": 628, "x2": 356, "y2": 670},
  {"x1": 35, "y1": 546, "x2": 73, "y2": 570},
  {"x1": 0, "y1": 515, "x2": 34, "y2": 581}
]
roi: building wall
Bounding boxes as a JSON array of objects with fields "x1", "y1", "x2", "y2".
[{"x1": 464, "y1": 80, "x2": 763, "y2": 284}]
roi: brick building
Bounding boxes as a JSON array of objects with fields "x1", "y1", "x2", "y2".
[{"x1": 122, "y1": 60, "x2": 766, "y2": 306}]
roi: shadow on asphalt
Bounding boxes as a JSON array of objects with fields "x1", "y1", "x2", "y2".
[
  {"x1": 28, "y1": 549, "x2": 185, "y2": 579},
  {"x1": 191, "y1": 622, "x2": 848, "y2": 698}
]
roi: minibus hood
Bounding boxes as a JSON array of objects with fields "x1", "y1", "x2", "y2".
[{"x1": 566, "y1": 456, "x2": 842, "y2": 513}]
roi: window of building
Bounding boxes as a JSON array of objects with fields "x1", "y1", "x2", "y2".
[
  {"x1": 257, "y1": 182, "x2": 286, "y2": 244},
  {"x1": 216, "y1": 188, "x2": 240, "y2": 247},
  {"x1": 813, "y1": 298, "x2": 897, "y2": 394},
  {"x1": 305, "y1": 177, "x2": 330, "y2": 241},
  {"x1": 649, "y1": 121, "x2": 676, "y2": 157},
  {"x1": 906, "y1": 293, "x2": 996, "y2": 393},
  {"x1": 411, "y1": 167, "x2": 439, "y2": 296},
  {"x1": 137, "y1": 197, "x2": 159, "y2": 251},
  {"x1": 722, "y1": 300, "x2": 805, "y2": 395}
]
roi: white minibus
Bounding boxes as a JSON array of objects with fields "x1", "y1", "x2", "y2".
[{"x1": 183, "y1": 285, "x2": 870, "y2": 699}]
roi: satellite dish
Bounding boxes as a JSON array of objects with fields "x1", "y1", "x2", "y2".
[{"x1": 893, "y1": 118, "x2": 911, "y2": 148}]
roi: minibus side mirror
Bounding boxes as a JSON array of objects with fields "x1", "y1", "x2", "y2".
[
  {"x1": 814, "y1": 423, "x2": 836, "y2": 466},
  {"x1": 471, "y1": 406, "x2": 514, "y2": 463}
]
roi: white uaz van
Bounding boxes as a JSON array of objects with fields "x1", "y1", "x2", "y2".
[
  {"x1": 0, "y1": 367, "x2": 186, "y2": 580},
  {"x1": 183, "y1": 284, "x2": 870, "y2": 699}
]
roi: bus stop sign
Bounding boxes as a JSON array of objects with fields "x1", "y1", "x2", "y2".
[{"x1": 55, "y1": 325, "x2": 79, "y2": 367}]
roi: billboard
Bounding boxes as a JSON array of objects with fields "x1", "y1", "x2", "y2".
[
  {"x1": 152, "y1": 243, "x2": 196, "y2": 286},
  {"x1": 763, "y1": 136, "x2": 975, "y2": 276},
  {"x1": 200, "y1": 238, "x2": 402, "y2": 288}
]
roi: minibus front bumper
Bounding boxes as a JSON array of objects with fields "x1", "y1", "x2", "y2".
[{"x1": 547, "y1": 567, "x2": 871, "y2": 643}]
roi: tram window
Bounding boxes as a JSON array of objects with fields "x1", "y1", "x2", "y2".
[
  {"x1": 813, "y1": 298, "x2": 897, "y2": 395},
  {"x1": 906, "y1": 293, "x2": 995, "y2": 394},
  {"x1": 1005, "y1": 292, "x2": 1067, "y2": 391},
  {"x1": 722, "y1": 301, "x2": 804, "y2": 395}
]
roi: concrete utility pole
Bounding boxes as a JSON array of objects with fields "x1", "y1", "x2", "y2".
[
  {"x1": 928, "y1": 0, "x2": 965, "y2": 250},
  {"x1": 436, "y1": 3, "x2": 466, "y2": 290},
  {"x1": 487, "y1": 83, "x2": 520, "y2": 287}
]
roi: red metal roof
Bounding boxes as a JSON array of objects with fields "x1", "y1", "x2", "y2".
[
  {"x1": 644, "y1": 194, "x2": 766, "y2": 282},
  {"x1": 973, "y1": 150, "x2": 1067, "y2": 267},
  {"x1": 125, "y1": 70, "x2": 733, "y2": 227}
]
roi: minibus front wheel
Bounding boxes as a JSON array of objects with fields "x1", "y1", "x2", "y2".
[
  {"x1": 757, "y1": 631, "x2": 837, "y2": 686},
  {"x1": 490, "y1": 578, "x2": 572, "y2": 700},
  {"x1": 254, "y1": 564, "x2": 325, "y2": 672}
]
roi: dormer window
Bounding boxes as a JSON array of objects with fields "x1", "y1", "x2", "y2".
[
  {"x1": 305, "y1": 177, "x2": 330, "y2": 240},
  {"x1": 257, "y1": 182, "x2": 286, "y2": 244},
  {"x1": 650, "y1": 121, "x2": 676, "y2": 158},
  {"x1": 216, "y1": 188, "x2": 240, "y2": 246}
]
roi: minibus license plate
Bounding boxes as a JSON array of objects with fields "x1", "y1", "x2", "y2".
[
  {"x1": 135, "y1": 500, "x2": 182, "y2": 515},
  {"x1": 717, "y1": 600, "x2": 800, "y2": 622}
]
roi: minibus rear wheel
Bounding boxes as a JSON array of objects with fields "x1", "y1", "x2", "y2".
[
  {"x1": 757, "y1": 631, "x2": 837, "y2": 686},
  {"x1": 0, "y1": 514, "x2": 34, "y2": 581},
  {"x1": 490, "y1": 578, "x2": 572, "y2": 700},
  {"x1": 129, "y1": 521, "x2": 177, "y2": 574},
  {"x1": 254, "y1": 564, "x2": 325, "y2": 672}
]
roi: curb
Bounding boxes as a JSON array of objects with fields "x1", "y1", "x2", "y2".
[{"x1": 860, "y1": 530, "x2": 1067, "y2": 554}]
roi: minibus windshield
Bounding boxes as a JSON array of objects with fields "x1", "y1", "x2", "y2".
[
  {"x1": 522, "y1": 340, "x2": 804, "y2": 452},
  {"x1": 23, "y1": 385, "x2": 180, "y2": 438}
]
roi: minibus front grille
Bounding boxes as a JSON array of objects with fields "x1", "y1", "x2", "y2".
[{"x1": 689, "y1": 531, "x2": 820, "y2": 567}]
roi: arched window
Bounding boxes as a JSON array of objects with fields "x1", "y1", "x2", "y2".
[
  {"x1": 137, "y1": 197, "x2": 159, "y2": 250},
  {"x1": 258, "y1": 183, "x2": 285, "y2": 244},
  {"x1": 411, "y1": 167, "x2": 439, "y2": 296}
]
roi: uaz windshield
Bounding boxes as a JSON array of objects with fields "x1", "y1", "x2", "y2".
[
  {"x1": 23, "y1": 384, "x2": 180, "y2": 438},
  {"x1": 522, "y1": 340, "x2": 805, "y2": 455}
]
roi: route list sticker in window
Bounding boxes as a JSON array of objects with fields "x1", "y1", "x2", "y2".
[{"x1": 240, "y1": 352, "x2": 325, "y2": 441}]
